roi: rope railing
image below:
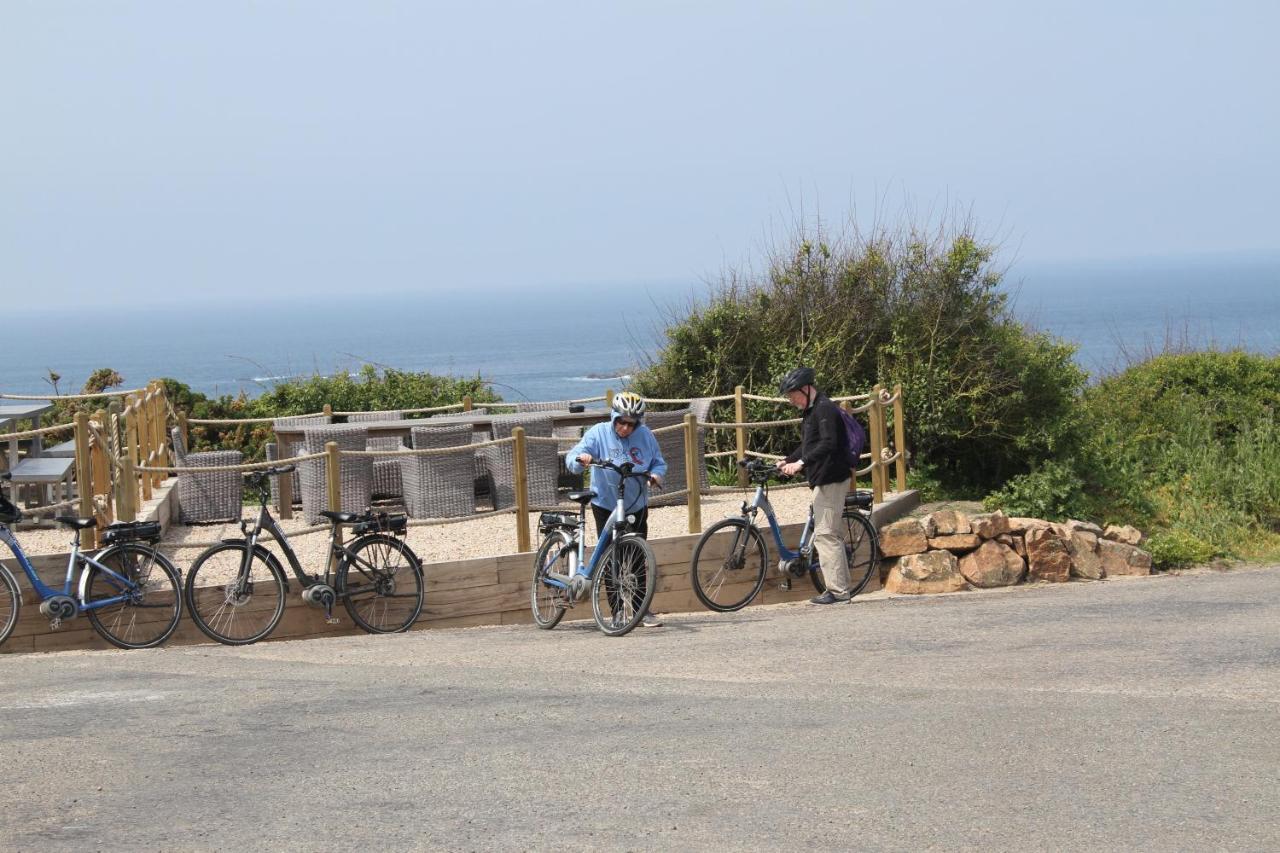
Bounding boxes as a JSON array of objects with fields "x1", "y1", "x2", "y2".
[
  {"x1": 187, "y1": 413, "x2": 327, "y2": 426},
  {"x1": 332, "y1": 403, "x2": 466, "y2": 417},
  {"x1": 0, "y1": 421, "x2": 76, "y2": 441},
  {"x1": 0, "y1": 389, "x2": 149, "y2": 401}
]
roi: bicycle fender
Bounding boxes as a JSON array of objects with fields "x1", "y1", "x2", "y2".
[{"x1": 219, "y1": 538, "x2": 292, "y2": 593}]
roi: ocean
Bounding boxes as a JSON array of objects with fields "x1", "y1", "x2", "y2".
[{"x1": 4, "y1": 256, "x2": 1277, "y2": 401}]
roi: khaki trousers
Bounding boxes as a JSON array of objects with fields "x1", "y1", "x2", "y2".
[{"x1": 811, "y1": 478, "x2": 851, "y2": 594}]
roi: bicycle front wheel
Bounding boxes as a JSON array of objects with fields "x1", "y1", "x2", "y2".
[
  {"x1": 591, "y1": 534, "x2": 657, "y2": 637},
  {"x1": 691, "y1": 518, "x2": 768, "y2": 612},
  {"x1": 86, "y1": 544, "x2": 183, "y2": 649},
  {"x1": 531, "y1": 531, "x2": 571, "y2": 630},
  {"x1": 185, "y1": 542, "x2": 287, "y2": 645},
  {"x1": 340, "y1": 534, "x2": 424, "y2": 633},
  {"x1": 0, "y1": 564, "x2": 20, "y2": 647}
]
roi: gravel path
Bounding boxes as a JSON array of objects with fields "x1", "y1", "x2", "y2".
[{"x1": 12, "y1": 486, "x2": 820, "y2": 568}]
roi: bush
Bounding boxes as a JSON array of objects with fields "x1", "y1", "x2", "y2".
[
  {"x1": 1146, "y1": 528, "x2": 1217, "y2": 570},
  {"x1": 631, "y1": 218, "x2": 1086, "y2": 495},
  {"x1": 982, "y1": 459, "x2": 1089, "y2": 521}
]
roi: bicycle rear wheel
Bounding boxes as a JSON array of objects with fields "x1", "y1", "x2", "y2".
[
  {"x1": 185, "y1": 542, "x2": 287, "y2": 645},
  {"x1": 86, "y1": 544, "x2": 183, "y2": 649},
  {"x1": 591, "y1": 534, "x2": 657, "y2": 637},
  {"x1": 691, "y1": 518, "x2": 768, "y2": 612},
  {"x1": 340, "y1": 534, "x2": 424, "y2": 633},
  {"x1": 0, "y1": 564, "x2": 20, "y2": 647},
  {"x1": 531, "y1": 531, "x2": 571, "y2": 629},
  {"x1": 844, "y1": 512, "x2": 879, "y2": 597}
]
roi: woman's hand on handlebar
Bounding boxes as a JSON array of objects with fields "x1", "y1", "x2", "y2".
[{"x1": 576, "y1": 453, "x2": 593, "y2": 467}]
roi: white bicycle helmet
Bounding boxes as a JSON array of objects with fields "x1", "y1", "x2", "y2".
[{"x1": 611, "y1": 391, "x2": 647, "y2": 420}]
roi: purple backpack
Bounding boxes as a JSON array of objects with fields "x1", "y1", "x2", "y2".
[{"x1": 837, "y1": 407, "x2": 867, "y2": 468}]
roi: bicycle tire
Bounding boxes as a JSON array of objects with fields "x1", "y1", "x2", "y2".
[
  {"x1": 86, "y1": 544, "x2": 183, "y2": 650},
  {"x1": 185, "y1": 542, "x2": 287, "y2": 646},
  {"x1": 844, "y1": 512, "x2": 879, "y2": 597},
  {"x1": 0, "y1": 563, "x2": 20, "y2": 647},
  {"x1": 530, "y1": 531, "x2": 571, "y2": 630},
  {"x1": 591, "y1": 534, "x2": 657, "y2": 637},
  {"x1": 690, "y1": 518, "x2": 768, "y2": 612},
  {"x1": 340, "y1": 533, "x2": 424, "y2": 634}
]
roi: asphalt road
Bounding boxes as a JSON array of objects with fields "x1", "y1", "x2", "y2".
[{"x1": 1, "y1": 566, "x2": 1277, "y2": 851}]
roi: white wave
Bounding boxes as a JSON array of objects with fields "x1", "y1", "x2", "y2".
[{"x1": 566, "y1": 374, "x2": 631, "y2": 382}]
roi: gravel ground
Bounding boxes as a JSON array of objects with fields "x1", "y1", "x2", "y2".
[{"x1": 12, "y1": 485, "x2": 820, "y2": 567}]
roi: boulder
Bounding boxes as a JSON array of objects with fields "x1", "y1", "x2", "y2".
[
  {"x1": 928, "y1": 534, "x2": 982, "y2": 553},
  {"x1": 958, "y1": 540, "x2": 1026, "y2": 588},
  {"x1": 1065, "y1": 519, "x2": 1104, "y2": 537},
  {"x1": 880, "y1": 519, "x2": 929, "y2": 557},
  {"x1": 930, "y1": 510, "x2": 971, "y2": 536},
  {"x1": 1025, "y1": 528, "x2": 1072, "y2": 582},
  {"x1": 1008, "y1": 516, "x2": 1052, "y2": 534},
  {"x1": 919, "y1": 514, "x2": 938, "y2": 538},
  {"x1": 970, "y1": 510, "x2": 1012, "y2": 539},
  {"x1": 1066, "y1": 531, "x2": 1103, "y2": 580},
  {"x1": 884, "y1": 550, "x2": 967, "y2": 595},
  {"x1": 1097, "y1": 539, "x2": 1153, "y2": 576},
  {"x1": 1104, "y1": 524, "x2": 1145, "y2": 546}
]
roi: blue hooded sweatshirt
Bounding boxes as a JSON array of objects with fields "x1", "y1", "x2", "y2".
[{"x1": 565, "y1": 411, "x2": 668, "y2": 512}]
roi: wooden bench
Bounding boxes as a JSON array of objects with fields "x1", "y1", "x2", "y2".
[{"x1": 8, "y1": 456, "x2": 76, "y2": 508}]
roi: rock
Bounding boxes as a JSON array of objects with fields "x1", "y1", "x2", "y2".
[
  {"x1": 1008, "y1": 516, "x2": 1052, "y2": 534},
  {"x1": 1097, "y1": 539, "x2": 1152, "y2": 576},
  {"x1": 1104, "y1": 524, "x2": 1145, "y2": 546},
  {"x1": 884, "y1": 550, "x2": 967, "y2": 595},
  {"x1": 880, "y1": 519, "x2": 929, "y2": 557},
  {"x1": 929, "y1": 510, "x2": 971, "y2": 536},
  {"x1": 1065, "y1": 519, "x2": 1104, "y2": 536},
  {"x1": 1067, "y1": 531, "x2": 1103, "y2": 580},
  {"x1": 1025, "y1": 528, "x2": 1072, "y2": 582},
  {"x1": 927, "y1": 534, "x2": 982, "y2": 553},
  {"x1": 958, "y1": 540, "x2": 1025, "y2": 588},
  {"x1": 919, "y1": 514, "x2": 938, "y2": 538},
  {"x1": 970, "y1": 510, "x2": 1012, "y2": 539}
]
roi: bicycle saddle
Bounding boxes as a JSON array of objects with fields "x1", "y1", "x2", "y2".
[
  {"x1": 55, "y1": 516, "x2": 98, "y2": 530},
  {"x1": 566, "y1": 490, "x2": 596, "y2": 505},
  {"x1": 320, "y1": 510, "x2": 361, "y2": 524}
]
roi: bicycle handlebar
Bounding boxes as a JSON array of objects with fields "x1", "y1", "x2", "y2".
[{"x1": 244, "y1": 464, "x2": 296, "y2": 481}]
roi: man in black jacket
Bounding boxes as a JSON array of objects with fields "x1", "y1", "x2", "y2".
[{"x1": 777, "y1": 367, "x2": 852, "y2": 604}]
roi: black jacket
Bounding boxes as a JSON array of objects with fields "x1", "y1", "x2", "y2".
[{"x1": 784, "y1": 391, "x2": 850, "y2": 488}]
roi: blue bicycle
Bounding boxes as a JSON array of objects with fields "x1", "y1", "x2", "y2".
[
  {"x1": 689, "y1": 459, "x2": 878, "y2": 611},
  {"x1": 530, "y1": 460, "x2": 659, "y2": 637},
  {"x1": 0, "y1": 472, "x2": 184, "y2": 650}
]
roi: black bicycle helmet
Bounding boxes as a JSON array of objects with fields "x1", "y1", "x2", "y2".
[{"x1": 778, "y1": 366, "x2": 816, "y2": 395}]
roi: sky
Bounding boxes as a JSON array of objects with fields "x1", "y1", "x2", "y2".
[{"x1": 2, "y1": 0, "x2": 1278, "y2": 311}]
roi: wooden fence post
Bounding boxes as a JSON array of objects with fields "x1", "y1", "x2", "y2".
[
  {"x1": 151, "y1": 381, "x2": 166, "y2": 485},
  {"x1": 325, "y1": 440, "x2": 342, "y2": 544},
  {"x1": 92, "y1": 409, "x2": 112, "y2": 527},
  {"x1": 118, "y1": 455, "x2": 137, "y2": 522},
  {"x1": 323, "y1": 404, "x2": 333, "y2": 419},
  {"x1": 734, "y1": 385, "x2": 747, "y2": 487},
  {"x1": 605, "y1": 388, "x2": 614, "y2": 411},
  {"x1": 124, "y1": 395, "x2": 140, "y2": 516},
  {"x1": 684, "y1": 413, "x2": 701, "y2": 534},
  {"x1": 108, "y1": 400, "x2": 132, "y2": 522},
  {"x1": 513, "y1": 426, "x2": 531, "y2": 553},
  {"x1": 893, "y1": 383, "x2": 907, "y2": 493},
  {"x1": 463, "y1": 395, "x2": 473, "y2": 412},
  {"x1": 870, "y1": 385, "x2": 885, "y2": 504},
  {"x1": 137, "y1": 393, "x2": 153, "y2": 502},
  {"x1": 73, "y1": 413, "x2": 94, "y2": 550}
]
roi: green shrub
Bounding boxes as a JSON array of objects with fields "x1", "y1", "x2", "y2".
[
  {"x1": 1146, "y1": 528, "x2": 1217, "y2": 570},
  {"x1": 983, "y1": 459, "x2": 1088, "y2": 521},
  {"x1": 631, "y1": 219, "x2": 1086, "y2": 496}
]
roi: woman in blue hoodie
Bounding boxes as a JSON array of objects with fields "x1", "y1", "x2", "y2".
[{"x1": 565, "y1": 391, "x2": 667, "y2": 627}]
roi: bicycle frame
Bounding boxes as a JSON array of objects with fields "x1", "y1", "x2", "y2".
[
  {"x1": 540, "y1": 463, "x2": 648, "y2": 594},
  {"x1": 235, "y1": 500, "x2": 354, "y2": 588},
  {"x1": 742, "y1": 483, "x2": 815, "y2": 564},
  {"x1": 0, "y1": 524, "x2": 141, "y2": 613}
]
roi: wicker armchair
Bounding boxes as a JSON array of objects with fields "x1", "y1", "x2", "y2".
[
  {"x1": 297, "y1": 425, "x2": 373, "y2": 524},
  {"x1": 478, "y1": 414, "x2": 559, "y2": 510},
  {"x1": 345, "y1": 411, "x2": 404, "y2": 500},
  {"x1": 169, "y1": 427, "x2": 243, "y2": 523},
  {"x1": 643, "y1": 408, "x2": 709, "y2": 507},
  {"x1": 269, "y1": 415, "x2": 332, "y2": 508},
  {"x1": 400, "y1": 425, "x2": 476, "y2": 519}
]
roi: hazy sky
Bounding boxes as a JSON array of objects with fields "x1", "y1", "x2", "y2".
[{"x1": 3, "y1": 1, "x2": 1277, "y2": 310}]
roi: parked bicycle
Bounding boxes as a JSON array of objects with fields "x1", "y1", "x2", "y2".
[
  {"x1": 184, "y1": 465, "x2": 424, "y2": 645},
  {"x1": 530, "y1": 460, "x2": 658, "y2": 637},
  {"x1": 0, "y1": 472, "x2": 183, "y2": 650},
  {"x1": 690, "y1": 459, "x2": 879, "y2": 612}
]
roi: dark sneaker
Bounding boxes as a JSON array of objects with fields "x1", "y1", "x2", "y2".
[
  {"x1": 640, "y1": 612, "x2": 664, "y2": 628},
  {"x1": 809, "y1": 590, "x2": 852, "y2": 605}
]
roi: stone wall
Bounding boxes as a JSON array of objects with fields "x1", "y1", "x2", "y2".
[{"x1": 879, "y1": 510, "x2": 1153, "y2": 594}]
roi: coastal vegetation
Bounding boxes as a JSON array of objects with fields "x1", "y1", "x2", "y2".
[{"x1": 632, "y1": 219, "x2": 1280, "y2": 569}]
